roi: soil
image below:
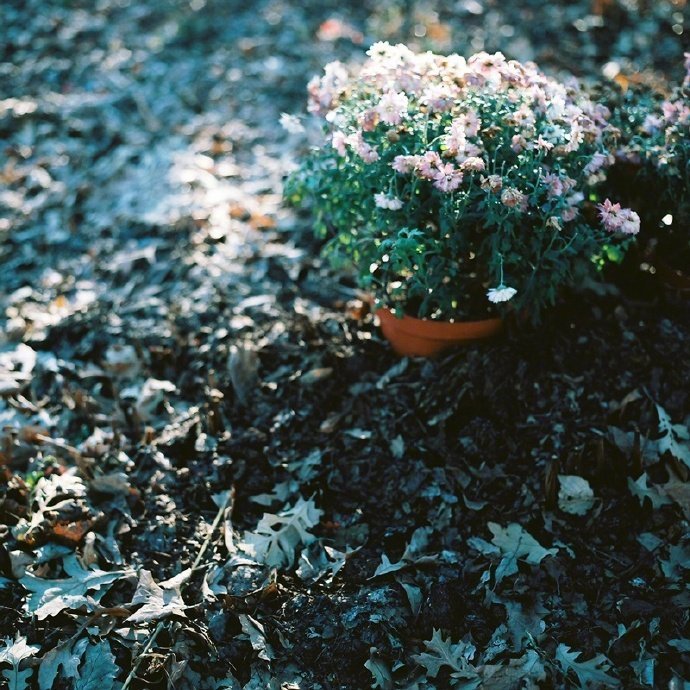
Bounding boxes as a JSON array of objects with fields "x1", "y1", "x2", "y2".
[{"x1": 0, "y1": 1, "x2": 689, "y2": 689}]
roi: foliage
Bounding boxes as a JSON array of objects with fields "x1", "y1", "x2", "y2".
[
  {"x1": 20, "y1": 554, "x2": 130, "y2": 620},
  {"x1": 413, "y1": 629, "x2": 480, "y2": 689},
  {"x1": 554, "y1": 644, "x2": 619, "y2": 688},
  {"x1": 287, "y1": 43, "x2": 639, "y2": 321},
  {"x1": 610, "y1": 55, "x2": 690, "y2": 258},
  {"x1": 0, "y1": 637, "x2": 40, "y2": 690},
  {"x1": 240, "y1": 497, "x2": 323, "y2": 569}
]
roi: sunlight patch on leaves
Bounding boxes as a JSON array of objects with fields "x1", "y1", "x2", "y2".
[
  {"x1": 240, "y1": 497, "x2": 322, "y2": 569},
  {"x1": 125, "y1": 568, "x2": 190, "y2": 624},
  {"x1": 20, "y1": 554, "x2": 130, "y2": 620},
  {"x1": 239, "y1": 614, "x2": 274, "y2": 662},
  {"x1": 0, "y1": 637, "x2": 40, "y2": 690}
]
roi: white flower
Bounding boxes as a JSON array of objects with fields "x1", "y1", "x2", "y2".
[
  {"x1": 376, "y1": 90, "x2": 409, "y2": 125},
  {"x1": 374, "y1": 193, "x2": 404, "y2": 210},
  {"x1": 279, "y1": 113, "x2": 305, "y2": 134},
  {"x1": 487, "y1": 285, "x2": 517, "y2": 303}
]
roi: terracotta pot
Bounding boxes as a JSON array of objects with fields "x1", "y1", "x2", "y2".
[{"x1": 376, "y1": 307, "x2": 503, "y2": 357}]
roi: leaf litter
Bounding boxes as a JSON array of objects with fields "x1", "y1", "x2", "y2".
[{"x1": 0, "y1": 0, "x2": 689, "y2": 688}]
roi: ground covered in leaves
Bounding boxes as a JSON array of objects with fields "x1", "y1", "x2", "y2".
[{"x1": 1, "y1": 0, "x2": 689, "y2": 688}]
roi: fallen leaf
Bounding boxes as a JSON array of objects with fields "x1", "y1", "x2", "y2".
[
  {"x1": 555, "y1": 644, "x2": 620, "y2": 688},
  {"x1": 558, "y1": 475, "x2": 595, "y2": 515}
]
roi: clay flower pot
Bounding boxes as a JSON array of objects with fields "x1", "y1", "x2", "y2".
[{"x1": 376, "y1": 308, "x2": 503, "y2": 357}]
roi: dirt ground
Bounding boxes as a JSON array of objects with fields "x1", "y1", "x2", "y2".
[{"x1": 1, "y1": 1, "x2": 689, "y2": 688}]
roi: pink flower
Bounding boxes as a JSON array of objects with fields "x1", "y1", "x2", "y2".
[
  {"x1": 583, "y1": 152, "x2": 612, "y2": 176},
  {"x1": 443, "y1": 120, "x2": 467, "y2": 156},
  {"x1": 535, "y1": 136, "x2": 554, "y2": 151},
  {"x1": 642, "y1": 114, "x2": 663, "y2": 135},
  {"x1": 417, "y1": 151, "x2": 443, "y2": 179},
  {"x1": 392, "y1": 155, "x2": 421, "y2": 174},
  {"x1": 543, "y1": 173, "x2": 564, "y2": 197},
  {"x1": 481, "y1": 174, "x2": 503, "y2": 192},
  {"x1": 561, "y1": 192, "x2": 583, "y2": 222},
  {"x1": 511, "y1": 134, "x2": 527, "y2": 153},
  {"x1": 359, "y1": 142, "x2": 380, "y2": 163},
  {"x1": 346, "y1": 132, "x2": 380, "y2": 163},
  {"x1": 597, "y1": 198, "x2": 622, "y2": 229},
  {"x1": 432, "y1": 164, "x2": 463, "y2": 192},
  {"x1": 461, "y1": 110, "x2": 481, "y2": 137},
  {"x1": 307, "y1": 61, "x2": 349, "y2": 115},
  {"x1": 500, "y1": 187, "x2": 525, "y2": 208},
  {"x1": 358, "y1": 109, "x2": 380, "y2": 132},
  {"x1": 376, "y1": 90, "x2": 409, "y2": 125},
  {"x1": 374, "y1": 193, "x2": 404, "y2": 210},
  {"x1": 619, "y1": 209, "x2": 640, "y2": 235},
  {"x1": 564, "y1": 120, "x2": 584, "y2": 153},
  {"x1": 331, "y1": 131, "x2": 347, "y2": 156},
  {"x1": 598, "y1": 199, "x2": 639, "y2": 235},
  {"x1": 421, "y1": 83, "x2": 457, "y2": 112},
  {"x1": 460, "y1": 157, "x2": 485, "y2": 172}
]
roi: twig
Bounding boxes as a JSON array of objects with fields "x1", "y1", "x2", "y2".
[
  {"x1": 192, "y1": 487, "x2": 235, "y2": 570},
  {"x1": 121, "y1": 622, "x2": 165, "y2": 690},
  {"x1": 34, "y1": 433, "x2": 82, "y2": 459},
  {"x1": 121, "y1": 487, "x2": 235, "y2": 690}
]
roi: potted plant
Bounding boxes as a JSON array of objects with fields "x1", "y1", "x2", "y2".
[
  {"x1": 286, "y1": 44, "x2": 639, "y2": 356},
  {"x1": 610, "y1": 54, "x2": 690, "y2": 291}
]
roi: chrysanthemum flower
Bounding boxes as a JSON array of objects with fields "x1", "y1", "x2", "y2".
[
  {"x1": 374, "y1": 193, "x2": 404, "y2": 210},
  {"x1": 392, "y1": 155, "x2": 421, "y2": 174},
  {"x1": 417, "y1": 151, "x2": 443, "y2": 179},
  {"x1": 500, "y1": 187, "x2": 525, "y2": 208},
  {"x1": 376, "y1": 90, "x2": 409, "y2": 125},
  {"x1": 432, "y1": 164, "x2": 463, "y2": 192},
  {"x1": 597, "y1": 199, "x2": 639, "y2": 235},
  {"x1": 487, "y1": 285, "x2": 517, "y2": 303}
]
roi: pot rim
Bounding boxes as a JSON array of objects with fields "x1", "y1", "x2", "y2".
[{"x1": 376, "y1": 306, "x2": 503, "y2": 340}]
